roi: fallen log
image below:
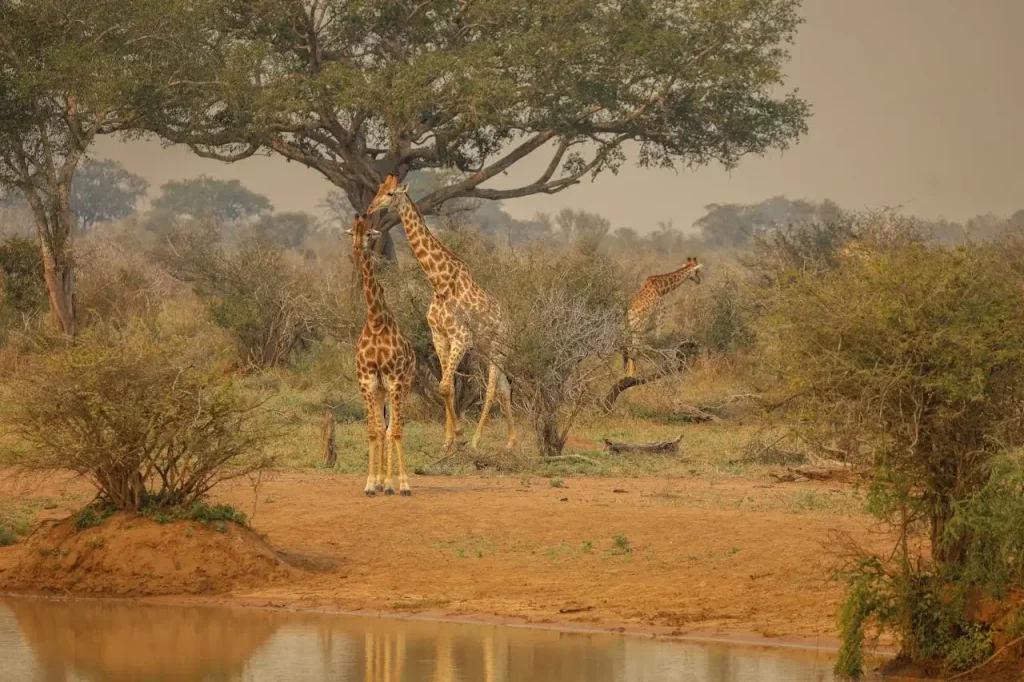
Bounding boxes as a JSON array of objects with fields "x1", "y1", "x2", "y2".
[{"x1": 603, "y1": 435, "x2": 682, "y2": 455}]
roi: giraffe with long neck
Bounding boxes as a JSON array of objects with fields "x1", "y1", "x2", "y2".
[
  {"x1": 624, "y1": 257, "x2": 703, "y2": 377},
  {"x1": 367, "y1": 174, "x2": 516, "y2": 452},
  {"x1": 347, "y1": 213, "x2": 416, "y2": 496}
]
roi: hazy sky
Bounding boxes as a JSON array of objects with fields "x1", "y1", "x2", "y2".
[{"x1": 94, "y1": 0, "x2": 1024, "y2": 233}]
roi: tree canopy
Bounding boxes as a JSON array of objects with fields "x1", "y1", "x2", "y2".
[
  {"x1": 146, "y1": 0, "x2": 810, "y2": 223},
  {"x1": 0, "y1": 0, "x2": 204, "y2": 332},
  {"x1": 151, "y1": 176, "x2": 273, "y2": 223},
  {"x1": 71, "y1": 159, "x2": 149, "y2": 231}
]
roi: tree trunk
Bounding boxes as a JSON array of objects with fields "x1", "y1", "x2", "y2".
[
  {"x1": 40, "y1": 239, "x2": 76, "y2": 335},
  {"x1": 536, "y1": 412, "x2": 566, "y2": 458},
  {"x1": 26, "y1": 186, "x2": 77, "y2": 336}
]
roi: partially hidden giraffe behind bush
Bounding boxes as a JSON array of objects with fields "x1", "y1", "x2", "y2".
[
  {"x1": 367, "y1": 174, "x2": 516, "y2": 453},
  {"x1": 624, "y1": 257, "x2": 703, "y2": 377},
  {"x1": 347, "y1": 213, "x2": 416, "y2": 496}
]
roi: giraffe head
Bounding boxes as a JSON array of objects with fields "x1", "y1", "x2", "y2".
[
  {"x1": 684, "y1": 257, "x2": 703, "y2": 284},
  {"x1": 344, "y1": 213, "x2": 380, "y2": 251},
  {"x1": 366, "y1": 174, "x2": 410, "y2": 216}
]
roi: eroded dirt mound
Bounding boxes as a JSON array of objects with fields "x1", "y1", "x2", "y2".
[{"x1": 0, "y1": 513, "x2": 293, "y2": 595}]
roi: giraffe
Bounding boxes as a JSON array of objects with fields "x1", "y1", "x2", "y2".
[
  {"x1": 366, "y1": 174, "x2": 516, "y2": 452},
  {"x1": 347, "y1": 213, "x2": 416, "y2": 496},
  {"x1": 624, "y1": 257, "x2": 703, "y2": 377}
]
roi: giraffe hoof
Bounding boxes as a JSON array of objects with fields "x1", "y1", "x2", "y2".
[
  {"x1": 400, "y1": 489, "x2": 412, "y2": 497},
  {"x1": 374, "y1": 484, "x2": 385, "y2": 492},
  {"x1": 385, "y1": 488, "x2": 395, "y2": 496},
  {"x1": 364, "y1": 490, "x2": 375, "y2": 497}
]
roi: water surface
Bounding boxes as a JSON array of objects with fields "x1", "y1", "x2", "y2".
[{"x1": 0, "y1": 596, "x2": 841, "y2": 681}]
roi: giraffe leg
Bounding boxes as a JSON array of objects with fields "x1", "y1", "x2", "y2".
[
  {"x1": 439, "y1": 334, "x2": 470, "y2": 452},
  {"x1": 388, "y1": 385, "x2": 412, "y2": 496},
  {"x1": 470, "y1": 363, "x2": 499, "y2": 449},
  {"x1": 496, "y1": 369, "x2": 517, "y2": 449},
  {"x1": 359, "y1": 380, "x2": 383, "y2": 496},
  {"x1": 374, "y1": 385, "x2": 386, "y2": 492},
  {"x1": 430, "y1": 330, "x2": 459, "y2": 449}
]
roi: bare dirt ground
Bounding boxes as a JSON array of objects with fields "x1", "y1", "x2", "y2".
[{"x1": 0, "y1": 468, "x2": 893, "y2": 648}]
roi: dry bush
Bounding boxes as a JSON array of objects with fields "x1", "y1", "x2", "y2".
[
  {"x1": 496, "y1": 247, "x2": 627, "y2": 457},
  {"x1": 75, "y1": 229, "x2": 182, "y2": 327},
  {"x1": 155, "y1": 226, "x2": 344, "y2": 369},
  {"x1": 1, "y1": 318, "x2": 274, "y2": 511}
]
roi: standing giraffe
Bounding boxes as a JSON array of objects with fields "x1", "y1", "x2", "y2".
[
  {"x1": 347, "y1": 213, "x2": 416, "y2": 496},
  {"x1": 366, "y1": 174, "x2": 516, "y2": 452},
  {"x1": 624, "y1": 257, "x2": 703, "y2": 377}
]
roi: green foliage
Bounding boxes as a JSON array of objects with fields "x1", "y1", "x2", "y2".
[
  {"x1": 944, "y1": 453, "x2": 1024, "y2": 594},
  {"x1": 770, "y1": 213, "x2": 1024, "y2": 674},
  {"x1": 612, "y1": 534, "x2": 633, "y2": 554},
  {"x1": 698, "y1": 197, "x2": 844, "y2": 248},
  {"x1": 692, "y1": 275, "x2": 757, "y2": 354},
  {"x1": 763, "y1": 229, "x2": 1024, "y2": 558},
  {"x1": 141, "y1": 0, "x2": 809, "y2": 217},
  {"x1": 1, "y1": 318, "x2": 274, "y2": 512},
  {"x1": 74, "y1": 503, "x2": 117, "y2": 530},
  {"x1": 835, "y1": 556, "x2": 998, "y2": 678},
  {"x1": 141, "y1": 500, "x2": 246, "y2": 526},
  {"x1": 150, "y1": 176, "x2": 272, "y2": 223},
  {"x1": 250, "y1": 211, "x2": 321, "y2": 250},
  {"x1": 0, "y1": 526, "x2": 16, "y2": 547},
  {"x1": 72, "y1": 159, "x2": 148, "y2": 231},
  {"x1": 0, "y1": 236, "x2": 46, "y2": 316}
]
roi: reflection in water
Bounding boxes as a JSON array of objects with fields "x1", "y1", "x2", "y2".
[{"x1": 0, "y1": 597, "x2": 839, "y2": 682}]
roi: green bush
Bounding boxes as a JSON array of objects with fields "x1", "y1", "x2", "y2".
[
  {"x1": 142, "y1": 500, "x2": 246, "y2": 526},
  {"x1": 761, "y1": 219, "x2": 1024, "y2": 674}
]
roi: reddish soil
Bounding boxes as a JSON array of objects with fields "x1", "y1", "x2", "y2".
[
  {"x1": 0, "y1": 470, "x2": 892, "y2": 645},
  {"x1": 2, "y1": 513, "x2": 292, "y2": 595}
]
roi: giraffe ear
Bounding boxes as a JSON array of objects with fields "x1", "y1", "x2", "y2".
[{"x1": 396, "y1": 183, "x2": 410, "y2": 194}]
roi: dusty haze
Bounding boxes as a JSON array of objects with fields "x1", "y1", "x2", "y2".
[{"x1": 94, "y1": 0, "x2": 1024, "y2": 232}]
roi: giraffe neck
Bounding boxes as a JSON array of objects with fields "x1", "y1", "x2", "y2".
[
  {"x1": 393, "y1": 192, "x2": 464, "y2": 290},
  {"x1": 355, "y1": 242, "x2": 393, "y2": 333},
  {"x1": 647, "y1": 264, "x2": 696, "y2": 299}
]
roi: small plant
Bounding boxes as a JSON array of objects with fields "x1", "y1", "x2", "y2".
[
  {"x1": 212, "y1": 521, "x2": 228, "y2": 533},
  {"x1": 74, "y1": 503, "x2": 116, "y2": 531},
  {"x1": 549, "y1": 477, "x2": 565, "y2": 489},
  {"x1": 612, "y1": 534, "x2": 633, "y2": 554},
  {"x1": 86, "y1": 539, "x2": 104, "y2": 549},
  {"x1": 0, "y1": 525, "x2": 17, "y2": 547},
  {"x1": 580, "y1": 540, "x2": 593, "y2": 554},
  {"x1": 944, "y1": 624, "x2": 993, "y2": 673},
  {"x1": 141, "y1": 501, "x2": 247, "y2": 527}
]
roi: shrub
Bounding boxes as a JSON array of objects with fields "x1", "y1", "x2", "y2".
[
  {"x1": 497, "y1": 246, "x2": 626, "y2": 457},
  {"x1": 155, "y1": 227, "x2": 336, "y2": 368},
  {"x1": 761, "y1": 220, "x2": 1024, "y2": 674},
  {"x1": 2, "y1": 319, "x2": 274, "y2": 512},
  {"x1": 0, "y1": 236, "x2": 46, "y2": 343}
]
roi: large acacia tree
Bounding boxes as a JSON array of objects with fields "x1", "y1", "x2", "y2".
[
  {"x1": 148, "y1": 0, "x2": 810, "y2": 234},
  {"x1": 0, "y1": 0, "x2": 197, "y2": 333}
]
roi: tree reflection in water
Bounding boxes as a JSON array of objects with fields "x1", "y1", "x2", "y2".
[{"x1": 1, "y1": 597, "x2": 839, "y2": 681}]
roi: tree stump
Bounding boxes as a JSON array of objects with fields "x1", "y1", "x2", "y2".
[{"x1": 321, "y1": 410, "x2": 337, "y2": 467}]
